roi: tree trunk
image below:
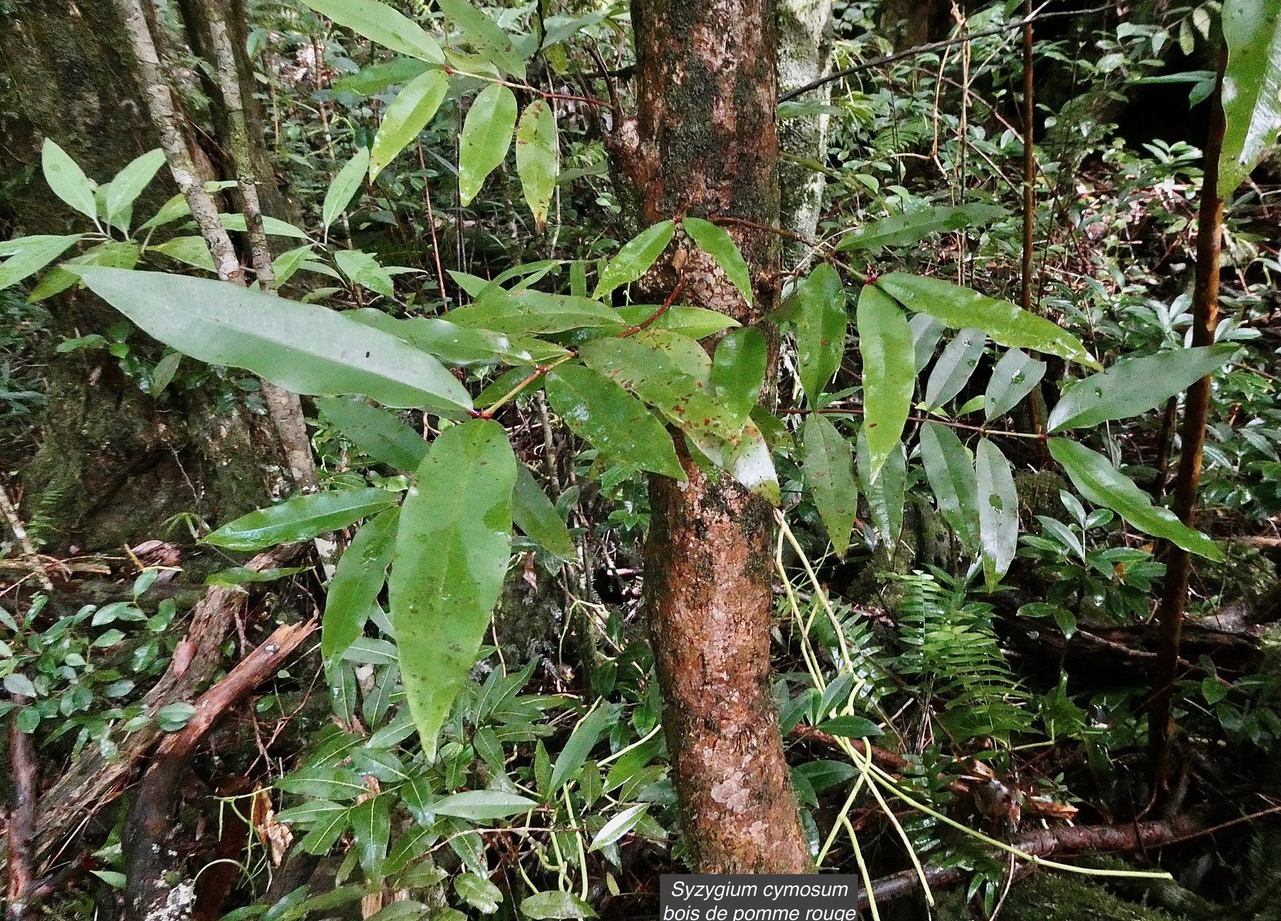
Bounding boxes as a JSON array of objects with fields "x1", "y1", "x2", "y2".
[
  {"x1": 626, "y1": 0, "x2": 813, "y2": 873},
  {"x1": 778, "y1": 0, "x2": 834, "y2": 249}
]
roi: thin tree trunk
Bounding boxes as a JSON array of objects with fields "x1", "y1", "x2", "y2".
[
  {"x1": 623, "y1": 0, "x2": 812, "y2": 872},
  {"x1": 1149, "y1": 58, "x2": 1226, "y2": 796},
  {"x1": 778, "y1": 0, "x2": 834, "y2": 253}
]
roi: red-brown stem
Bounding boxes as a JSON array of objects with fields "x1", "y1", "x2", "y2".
[
  {"x1": 778, "y1": 406, "x2": 1043, "y2": 440},
  {"x1": 1149, "y1": 58, "x2": 1226, "y2": 796},
  {"x1": 7, "y1": 695, "x2": 37, "y2": 921},
  {"x1": 418, "y1": 140, "x2": 450, "y2": 307},
  {"x1": 617, "y1": 278, "x2": 686, "y2": 337}
]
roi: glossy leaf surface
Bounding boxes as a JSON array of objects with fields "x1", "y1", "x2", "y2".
[
  {"x1": 302, "y1": 0, "x2": 443, "y2": 63},
  {"x1": 458, "y1": 84, "x2": 518, "y2": 205},
  {"x1": 789, "y1": 264, "x2": 846, "y2": 403},
  {"x1": 41, "y1": 140, "x2": 97, "y2": 221},
  {"x1": 920, "y1": 422, "x2": 979, "y2": 551},
  {"x1": 856, "y1": 284, "x2": 914, "y2": 483},
  {"x1": 593, "y1": 221, "x2": 674, "y2": 299},
  {"x1": 513, "y1": 463, "x2": 575, "y2": 559},
  {"x1": 985, "y1": 348, "x2": 1046, "y2": 420},
  {"x1": 369, "y1": 69, "x2": 449, "y2": 180},
  {"x1": 710, "y1": 326, "x2": 767, "y2": 424},
  {"x1": 322, "y1": 508, "x2": 400, "y2": 664},
  {"x1": 924, "y1": 328, "x2": 986, "y2": 410},
  {"x1": 0, "y1": 235, "x2": 82, "y2": 291},
  {"x1": 681, "y1": 217, "x2": 753, "y2": 306},
  {"x1": 389, "y1": 420, "x2": 516, "y2": 759},
  {"x1": 515, "y1": 100, "x2": 559, "y2": 228},
  {"x1": 1219, "y1": 0, "x2": 1281, "y2": 196},
  {"x1": 1048, "y1": 438, "x2": 1222, "y2": 559},
  {"x1": 802, "y1": 413, "x2": 858, "y2": 556},
  {"x1": 104, "y1": 148, "x2": 166, "y2": 231},
  {"x1": 205, "y1": 487, "x2": 397, "y2": 550},
  {"x1": 76, "y1": 268, "x2": 472, "y2": 414},
  {"x1": 976, "y1": 438, "x2": 1018, "y2": 587},
  {"x1": 316, "y1": 398, "x2": 428, "y2": 471},
  {"x1": 836, "y1": 203, "x2": 1006, "y2": 251}
]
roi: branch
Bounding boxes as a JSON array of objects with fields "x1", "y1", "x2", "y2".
[{"x1": 779, "y1": 5, "x2": 1115, "y2": 103}]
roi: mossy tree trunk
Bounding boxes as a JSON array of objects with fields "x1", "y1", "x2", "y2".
[{"x1": 621, "y1": 0, "x2": 813, "y2": 873}]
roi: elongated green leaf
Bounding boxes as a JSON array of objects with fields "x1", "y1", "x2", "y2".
[
  {"x1": 104, "y1": 148, "x2": 166, "y2": 231},
  {"x1": 681, "y1": 217, "x2": 753, "y2": 306},
  {"x1": 802, "y1": 413, "x2": 858, "y2": 556},
  {"x1": 0, "y1": 235, "x2": 82, "y2": 291},
  {"x1": 323, "y1": 148, "x2": 370, "y2": 231},
  {"x1": 589, "y1": 803, "x2": 648, "y2": 852},
  {"x1": 322, "y1": 508, "x2": 400, "y2": 664},
  {"x1": 985, "y1": 348, "x2": 1046, "y2": 420},
  {"x1": 449, "y1": 288, "x2": 625, "y2": 335},
  {"x1": 333, "y1": 57, "x2": 431, "y2": 95},
  {"x1": 436, "y1": 0, "x2": 524, "y2": 76},
  {"x1": 431, "y1": 789, "x2": 537, "y2": 821},
  {"x1": 544, "y1": 365, "x2": 684, "y2": 479},
  {"x1": 520, "y1": 891, "x2": 596, "y2": 920},
  {"x1": 1219, "y1": 0, "x2": 1281, "y2": 196},
  {"x1": 924, "y1": 328, "x2": 985, "y2": 410},
  {"x1": 788, "y1": 263, "x2": 846, "y2": 403},
  {"x1": 369, "y1": 69, "x2": 449, "y2": 180},
  {"x1": 614, "y1": 305, "x2": 737, "y2": 338},
  {"x1": 688, "y1": 420, "x2": 780, "y2": 504},
  {"x1": 75, "y1": 268, "x2": 472, "y2": 414},
  {"x1": 150, "y1": 236, "x2": 215, "y2": 272},
  {"x1": 550, "y1": 706, "x2": 613, "y2": 793},
  {"x1": 1047, "y1": 345, "x2": 1237, "y2": 432},
  {"x1": 42, "y1": 139, "x2": 97, "y2": 221},
  {"x1": 334, "y1": 249, "x2": 395, "y2": 298},
  {"x1": 272, "y1": 244, "x2": 316, "y2": 286},
  {"x1": 711, "y1": 327, "x2": 767, "y2": 424},
  {"x1": 876, "y1": 273, "x2": 1100, "y2": 369},
  {"x1": 458, "y1": 83, "x2": 517, "y2": 205},
  {"x1": 317, "y1": 398, "x2": 428, "y2": 470},
  {"x1": 857, "y1": 433, "x2": 905, "y2": 547},
  {"x1": 1048, "y1": 438, "x2": 1222, "y2": 559},
  {"x1": 515, "y1": 100, "x2": 559, "y2": 229},
  {"x1": 350, "y1": 796, "x2": 390, "y2": 873},
  {"x1": 390, "y1": 420, "x2": 516, "y2": 759},
  {"x1": 29, "y1": 241, "x2": 138, "y2": 303},
  {"x1": 836, "y1": 204, "x2": 1006, "y2": 251},
  {"x1": 302, "y1": 0, "x2": 444, "y2": 62},
  {"x1": 579, "y1": 335, "x2": 744, "y2": 443},
  {"x1": 206, "y1": 487, "x2": 397, "y2": 550},
  {"x1": 593, "y1": 221, "x2": 675, "y2": 299},
  {"x1": 919, "y1": 422, "x2": 979, "y2": 552},
  {"x1": 910, "y1": 313, "x2": 946, "y2": 373},
  {"x1": 975, "y1": 438, "x2": 1018, "y2": 587},
  {"x1": 219, "y1": 213, "x2": 310, "y2": 239},
  {"x1": 513, "y1": 463, "x2": 574, "y2": 559},
  {"x1": 348, "y1": 308, "x2": 566, "y2": 367},
  {"x1": 856, "y1": 285, "x2": 914, "y2": 483}
]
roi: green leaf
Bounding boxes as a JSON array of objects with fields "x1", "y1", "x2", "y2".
[
  {"x1": 333, "y1": 57, "x2": 431, "y2": 95},
  {"x1": 579, "y1": 335, "x2": 745, "y2": 443},
  {"x1": 710, "y1": 327, "x2": 767, "y2": 424},
  {"x1": 550, "y1": 705, "x2": 614, "y2": 793},
  {"x1": 150, "y1": 236, "x2": 216, "y2": 272},
  {"x1": 1047, "y1": 346, "x2": 1237, "y2": 432},
  {"x1": 856, "y1": 285, "x2": 914, "y2": 483},
  {"x1": 975, "y1": 438, "x2": 1019, "y2": 587},
  {"x1": 614, "y1": 305, "x2": 738, "y2": 338},
  {"x1": 272, "y1": 245, "x2": 316, "y2": 286},
  {"x1": 0, "y1": 234, "x2": 82, "y2": 291},
  {"x1": 75, "y1": 268, "x2": 472, "y2": 415},
  {"x1": 41, "y1": 139, "x2": 98, "y2": 221},
  {"x1": 924, "y1": 328, "x2": 986, "y2": 410},
  {"x1": 593, "y1": 221, "x2": 675, "y2": 299},
  {"x1": 589, "y1": 803, "x2": 648, "y2": 852},
  {"x1": 334, "y1": 249, "x2": 396, "y2": 298},
  {"x1": 1048, "y1": 438, "x2": 1222, "y2": 560},
  {"x1": 302, "y1": 0, "x2": 444, "y2": 62},
  {"x1": 985, "y1": 348, "x2": 1046, "y2": 420},
  {"x1": 151, "y1": 350, "x2": 182, "y2": 394},
  {"x1": 876, "y1": 273, "x2": 1100, "y2": 369},
  {"x1": 515, "y1": 100, "x2": 559, "y2": 229},
  {"x1": 544, "y1": 365, "x2": 684, "y2": 479},
  {"x1": 681, "y1": 217, "x2": 753, "y2": 306},
  {"x1": 369, "y1": 69, "x2": 450, "y2": 180},
  {"x1": 689, "y1": 420, "x2": 780, "y2": 503},
  {"x1": 348, "y1": 308, "x2": 566, "y2": 367},
  {"x1": 389, "y1": 420, "x2": 516, "y2": 759},
  {"x1": 436, "y1": 0, "x2": 524, "y2": 77},
  {"x1": 431, "y1": 789, "x2": 537, "y2": 821},
  {"x1": 919, "y1": 422, "x2": 979, "y2": 552},
  {"x1": 458, "y1": 84, "x2": 518, "y2": 205},
  {"x1": 104, "y1": 148, "x2": 166, "y2": 232},
  {"x1": 818, "y1": 715, "x2": 884, "y2": 738},
  {"x1": 456, "y1": 873, "x2": 503, "y2": 914},
  {"x1": 323, "y1": 508, "x2": 400, "y2": 664},
  {"x1": 513, "y1": 464, "x2": 574, "y2": 559},
  {"x1": 788, "y1": 264, "x2": 846, "y2": 403},
  {"x1": 836, "y1": 204, "x2": 1006, "y2": 251},
  {"x1": 28, "y1": 241, "x2": 139, "y2": 303},
  {"x1": 1219, "y1": 0, "x2": 1281, "y2": 196},
  {"x1": 910, "y1": 313, "x2": 946, "y2": 373},
  {"x1": 218, "y1": 213, "x2": 310, "y2": 239},
  {"x1": 350, "y1": 796, "x2": 391, "y2": 874},
  {"x1": 857, "y1": 433, "x2": 904, "y2": 546},
  {"x1": 323, "y1": 147, "x2": 370, "y2": 231},
  {"x1": 317, "y1": 398, "x2": 428, "y2": 470},
  {"x1": 801, "y1": 413, "x2": 858, "y2": 556},
  {"x1": 449, "y1": 288, "x2": 625, "y2": 335},
  {"x1": 205, "y1": 487, "x2": 397, "y2": 550},
  {"x1": 520, "y1": 891, "x2": 597, "y2": 919}
]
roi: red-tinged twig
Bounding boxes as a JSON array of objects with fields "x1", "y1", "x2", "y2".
[
  {"x1": 618, "y1": 278, "x2": 686, "y2": 337},
  {"x1": 777, "y1": 406, "x2": 1045, "y2": 440}
]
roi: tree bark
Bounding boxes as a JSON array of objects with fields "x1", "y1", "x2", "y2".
[
  {"x1": 626, "y1": 0, "x2": 812, "y2": 873},
  {"x1": 777, "y1": 0, "x2": 834, "y2": 250}
]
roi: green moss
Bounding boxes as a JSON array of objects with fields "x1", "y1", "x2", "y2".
[{"x1": 932, "y1": 870, "x2": 1183, "y2": 921}]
